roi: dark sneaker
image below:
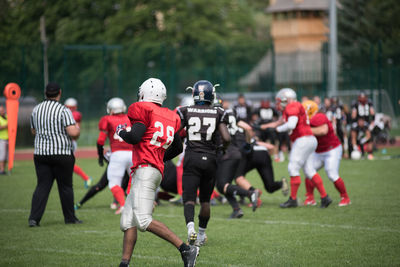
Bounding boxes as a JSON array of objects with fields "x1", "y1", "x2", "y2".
[
  {"x1": 65, "y1": 219, "x2": 83, "y2": 224},
  {"x1": 281, "y1": 177, "x2": 289, "y2": 196},
  {"x1": 320, "y1": 195, "x2": 332, "y2": 208},
  {"x1": 249, "y1": 190, "x2": 260, "y2": 212},
  {"x1": 280, "y1": 197, "x2": 298, "y2": 208},
  {"x1": 29, "y1": 219, "x2": 40, "y2": 227},
  {"x1": 229, "y1": 208, "x2": 244, "y2": 219},
  {"x1": 181, "y1": 245, "x2": 200, "y2": 267}
]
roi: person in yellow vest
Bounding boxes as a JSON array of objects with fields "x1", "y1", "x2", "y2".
[{"x1": 0, "y1": 105, "x2": 8, "y2": 175}]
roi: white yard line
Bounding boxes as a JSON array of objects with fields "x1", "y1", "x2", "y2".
[{"x1": 2, "y1": 208, "x2": 399, "y2": 234}]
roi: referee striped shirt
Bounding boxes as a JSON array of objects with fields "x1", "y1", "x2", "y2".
[{"x1": 30, "y1": 99, "x2": 76, "y2": 155}]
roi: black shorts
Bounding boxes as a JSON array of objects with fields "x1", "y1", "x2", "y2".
[{"x1": 182, "y1": 151, "x2": 217, "y2": 203}]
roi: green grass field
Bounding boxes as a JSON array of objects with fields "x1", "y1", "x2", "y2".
[{"x1": 1, "y1": 148, "x2": 400, "y2": 266}]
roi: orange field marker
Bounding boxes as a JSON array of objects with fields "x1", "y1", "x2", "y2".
[{"x1": 3, "y1": 83, "x2": 21, "y2": 171}]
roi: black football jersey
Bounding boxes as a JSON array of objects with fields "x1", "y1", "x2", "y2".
[
  {"x1": 257, "y1": 107, "x2": 278, "y2": 124},
  {"x1": 177, "y1": 104, "x2": 228, "y2": 155},
  {"x1": 222, "y1": 109, "x2": 247, "y2": 160},
  {"x1": 352, "y1": 100, "x2": 374, "y2": 122}
]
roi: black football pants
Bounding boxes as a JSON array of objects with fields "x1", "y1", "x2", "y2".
[{"x1": 29, "y1": 154, "x2": 78, "y2": 224}]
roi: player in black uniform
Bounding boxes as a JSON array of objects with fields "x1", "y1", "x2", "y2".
[
  {"x1": 255, "y1": 100, "x2": 280, "y2": 161},
  {"x1": 215, "y1": 101, "x2": 260, "y2": 219},
  {"x1": 350, "y1": 92, "x2": 375, "y2": 159},
  {"x1": 234, "y1": 140, "x2": 289, "y2": 204},
  {"x1": 177, "y1": 80, "x2": 230, "y2": 247}
]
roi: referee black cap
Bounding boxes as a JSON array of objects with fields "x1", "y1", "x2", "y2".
[{"x1": 45, "y1": 82, "x2": 61, "y2": 97}]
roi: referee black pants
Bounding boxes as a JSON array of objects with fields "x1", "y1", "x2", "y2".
[{"x1": 29, "y1": 154, "x2": 78, "y2": 224}]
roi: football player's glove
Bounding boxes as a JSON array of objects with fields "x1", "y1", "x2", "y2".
[
  {"x1": 116, "y1": 123, "x2": 127, "y2": 136},
  {"x1": 97, "y1": 143, "x2": 105, "y2": 167}
]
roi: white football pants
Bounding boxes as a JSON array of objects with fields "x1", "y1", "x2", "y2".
[
  {"x1": 288, "y1": 135, "x2": 317, "y2": 178},
  {"x1": 120, "y1": 166, "x2": 161, "y2": 232},
  {"x1": 107, "y1": 150, "x2": 133, "y2": 189},
  {"x1": 306, "y1": 145, "x2": 342, "y2": 182}
]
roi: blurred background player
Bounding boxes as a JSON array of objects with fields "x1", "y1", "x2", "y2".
[
  {"x1": 330, "y1": 97, "x2": 348, "y2": 158},
  {"x1": 0, "y1": 105, "x2": 8, "y2": 175},
  {"x1": 260, "y1": 88, "x2": 332, "y2": 208},
  {"x1": 177, "y1": 80, "x2": 230, "y2": 247},
  {"x1": 97, "y1": 97, "x2": 132, "y2": 215},
  {"x1": 302, "y1": 100, "x2": 351, "y2": 207},
  {"x1": 233, "y1": 93, "x2": 253, "y2": 123},
  {"x1": 64, "y1": 98, "x2": 92, "y2": 188},
  {"x1": 214, "y1": 96, "x2": 259, "y2": 219},
  {"x1": 350, "y1": 92, "x2": 376, "y2": 160},
  {"x1": 254, "y1": 99, "x2": 280, "y2": 162}
]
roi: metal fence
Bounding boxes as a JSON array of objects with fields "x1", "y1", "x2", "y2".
[{"x1": 1, "y1": 42, "x2": 399, "y2": 147}]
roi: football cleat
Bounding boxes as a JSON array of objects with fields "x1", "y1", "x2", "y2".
[
  {"x1": 84, "y1": 177, "x2": 93, "y2": 189},
  {"x1": 194, "y1": 234, "x2": 207, "y2": 247},
  {"x1": 115, "y1": 206, "x2": 124, "y2": 215},
  {"x1": 74, "y1": 203, "x2": 81, "y2": 210},
  {"x1": 303, "y1": 196, "x2": 317, "y2": 206},
  {"x1": 249, "y1": 189, "x2": 260, "y2": 212},
  {"x1": 280, "y1": 197, "x2": 298, "y2": 208},
  {"x1": 229, "y1": 208, "x2": 244, "y2": 219},
  {"x1": 247, "y1": 189, "x2": 262, "y2": 208},
  {"x1": 338, "y1": 197, "x2": 351, "y2": 207},
  {"x1": 320, "y1": 195, "x2": 332, "y2": 208},
  {"x1": 169, "y1": 194, "x2": 183, "y2": 205},
  {"x1": 187, "y1": 231, "x2": 197, "y2": 245},
  {"x1": 281, "y1": 177, "x2": 289, "y2": 196},
  {"x1": 181, "y1": 245, "x2": 200, "y2": 267}
]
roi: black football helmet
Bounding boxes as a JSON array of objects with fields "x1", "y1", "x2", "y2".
[{"x1": 192, "y1": 80, "x2": 214, "y2": 104}]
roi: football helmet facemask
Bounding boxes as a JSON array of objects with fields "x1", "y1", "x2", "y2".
[
  {"x1": 276, "y1": 88, "x2": 297, "y2": 108},
  {"x1": 191, "y1": 80, "x2": 214, "y2": 104},
  {"x1": 107, "y1": 97, "x2": 126, "y2": 114},
  {"x1": 138, "y1": 78, "x2": 167, "y2": 105}
]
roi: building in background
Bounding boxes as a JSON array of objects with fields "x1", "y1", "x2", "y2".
[{"x1": 240, "y1": 0, "x2": 329, "y2": 91}]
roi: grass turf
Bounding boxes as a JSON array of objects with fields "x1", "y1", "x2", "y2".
[{"x1": 1, "y1": 147, "x2": 400, "y2": 266}]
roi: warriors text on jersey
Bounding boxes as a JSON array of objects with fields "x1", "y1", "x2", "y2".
[
  {"x1": 310, "y1": 113, "x2": 341, "y2": 153},
  {"x1": 283, "y1": 102, "x2": 313, "y2": 142},
  {"x1": 128, "y1": 101, "x2": 181, "y2": 175},
  {"x1": 177, "y1": 105, "x2": 228, "y2": 155},
  {"x1": 98, "y1": 114, "x2": 133, "y2": 152}
]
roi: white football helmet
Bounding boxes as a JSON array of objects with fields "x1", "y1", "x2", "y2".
[
  {"x1": 137, "y1": 78, "x2": 167, "y2": 105},
  {"x1": 276, "y1": 88, "x2": 297, "y2": 108},
  {"x1": 64, "y1": 97, "x2": 78, "y2": 107},
  {"x1": 107, "y1": 97, "x2": 126, "y2": 114}
]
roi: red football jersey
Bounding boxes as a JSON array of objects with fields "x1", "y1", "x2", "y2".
[
  {"x1": 128, "y1": 101, "x2": 181, "y2": 175},
  {"x1": 72, "y1": 110, "x2": 82, "y2": 123},
  {"x1": 310, "y1": 113, "x2": 341, "y2": 153},
  {"x1": 283, "y1": 101, "x2": 313, "y2": 142},
  {"x1": 98, "y1": 114, "x2": 133, "y2": 152}
]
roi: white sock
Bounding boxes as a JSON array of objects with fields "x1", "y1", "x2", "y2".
[{"x1": 187, "y1": 222, "x2": 195, "y2": 234}]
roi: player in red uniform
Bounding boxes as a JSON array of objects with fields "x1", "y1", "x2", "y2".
[
  {"x1": 116, "y1": 78, "x2": 199, "y2": 267},
  {"x1": 260, "y1": 88, "x2": 332, "y2": 208},
  {"x1": 302, "y1": 100, "x2": 351, "y2": 206},
  {"x1": 64, "y1": 98, "x2": 92, "y2": 189},
  {"x1": 96, "y1": 97, "x2": 133, "y2": 214}
]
